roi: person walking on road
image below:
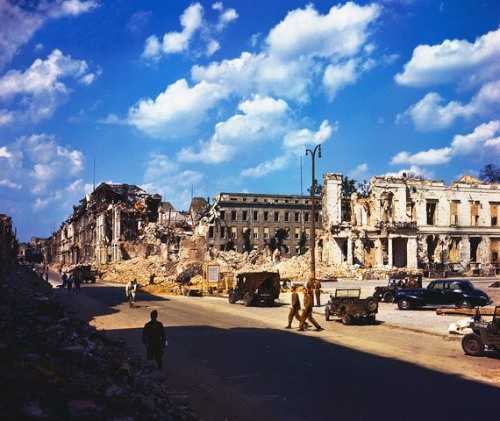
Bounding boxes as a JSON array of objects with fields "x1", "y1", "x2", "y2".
[
  {"x1": 67, "y1": 274, "x2": 73, "y2": 294},
  {"x1": 142, "y1": 310, "x2": 166, "y2": 370},
  {"x1": 313, "y1": 279, "x2": 322, "y2": 307},
  {"x1": 125, "y1": 278, "x2": 138, "y2": 307},
  {"x1": 285, "y1": 285, "x2": 302, "y2": 329},
  {"x1": 298, "y1": 287, "x2": 323, "y2": 331}
]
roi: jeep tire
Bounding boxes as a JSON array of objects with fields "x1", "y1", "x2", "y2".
[
  {"x1": 364, "y1": 296, "x2": 377, "y2": 312},
  {"x1": 383, "y1": 291, "x2": 394, "y2": 302},
  {"x1": 462, "y1": 333, "x2": 484, "y2": 357},
  {"x1": 243, "y1": 292, "x2": 252, "y2": 307}
]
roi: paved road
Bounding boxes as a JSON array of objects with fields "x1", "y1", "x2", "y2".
[{"x1": 50, "y1": 273, "x2": 500, "y2": 421}]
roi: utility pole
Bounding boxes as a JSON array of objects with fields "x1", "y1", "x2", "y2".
[{"x1": 305, "y1": 144, "x2": 321, "y2": 283}]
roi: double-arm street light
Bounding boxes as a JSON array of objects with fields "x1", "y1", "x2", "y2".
[{"x1": 305, "y1": 144, "x2": 321, "y2": 283}]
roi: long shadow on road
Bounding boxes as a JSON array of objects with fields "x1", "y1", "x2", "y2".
[{"x1": 105, "y1": 323, "x2": 499, "y2": 421}]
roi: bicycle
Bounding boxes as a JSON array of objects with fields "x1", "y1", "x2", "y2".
[{"x1": 127, "y1": 291, "x2": 136, "y2": 308}]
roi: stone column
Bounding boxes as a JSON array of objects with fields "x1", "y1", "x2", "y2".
[{"x1": 388, "y1": 237, "x2": 393, "y2": 267}]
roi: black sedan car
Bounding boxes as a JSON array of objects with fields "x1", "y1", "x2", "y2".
[{"x1": 394, "y1": 280, "x2": 491, "y2": 310}]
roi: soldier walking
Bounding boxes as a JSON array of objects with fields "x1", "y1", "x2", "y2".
[
  {"x1": 298, "y1": 287, "x2": 323, "y2": 331},
  {"x1": 285, "y1": 285, "x2": 302, "y2": 329}
]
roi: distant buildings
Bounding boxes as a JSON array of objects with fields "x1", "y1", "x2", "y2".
[
  {"x1": 201, "y1": 192, "x2": 322, "y2": 257},
  {"x1": 14, "y1": 172, "x2": 499, "y2": 278}
]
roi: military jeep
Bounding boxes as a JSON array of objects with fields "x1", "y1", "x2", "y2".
[
  {"x1": 462, "y1": 306, "x2": 500, "y2": 357},
  {"x1": 228, "y1": 272, "x2": 281, "y2": 307},
  {"x1": 325, "y1": 288, "x2": 378, "y2": 325}
]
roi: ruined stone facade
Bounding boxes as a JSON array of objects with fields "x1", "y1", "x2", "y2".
[
  {"x1": 202, "y1": 192, "x2": 322, "y2": 257},
  {"x1": 321, "y1": 173, "x2": 500, "y2": 276},
  {"x1": 50, "y1": 183, "x2": 168, "y2": 267}
]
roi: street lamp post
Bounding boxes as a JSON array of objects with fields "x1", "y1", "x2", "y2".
[{"x1": 305, "y1": 144, "x2": 321, "y2": 283}]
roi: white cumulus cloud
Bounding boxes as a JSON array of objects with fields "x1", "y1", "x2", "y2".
[
  {"x1": 0, "y1": 49, "x2": 97, "y2": 124},
  {"x1": 127, "y1": 79, "x2": 229, "y2": 138},
  {"x1": 391, "y1": 120, "x2": 500, "y2": 165}
]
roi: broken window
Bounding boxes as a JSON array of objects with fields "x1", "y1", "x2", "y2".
[
  {"x1": 294, "y1": 227, "x2": 300, "y2": 240},
  {"x1": 470, "y1": 237, "x2": 481, "y2": 261},
  {"x1": 304, "y1": 212, "x2": 309, "y2": 222},
  {"x1": 274, "y1": 211, "x2": 279, "y2": 222},
  {"x1": 253, "y1": 227, "x2": 259, "y2": 239},
  {"x1": 426, "y1": 201, "x2": 437, "y2": 225},
  {"x1": 305, "y1": 228, "x2": 310, "y2": 240},
  {"x1": 220, "y1": 226, "x2": 226, "y2": 239},
  {"x1": 230, "y1": 227, "x2": 237, "y2": 239},
  {"x1": 295, "y1": 212, "x2": 300, "y2": 222},
  {"x1": 470, "y1": 201, "x2": 480, "y2": 226},
  {"x1": 264, "y1": 211, "x2": 269, "y2": 221},
  {"x1": 491, "y1": 202, "x2": 499, "y2": 226},
  {"x1": 264, "y1": 227, "x2": 269, "y2": 240},
  {"x1": 253, "y1": 211, "x2": 258, "y2": 221},
  {"x1": 406, "y1": 202, "x2": 416, "y2": 222},
  {"x1": 220, "y1": 211, "x2": 225, "y2": 220},
  {"x1": 285, "y1": 212, "x2": 289, "y2": 222},
  {"x1": 242, "y1": 211, "x2": 248, "y2": 221},
  {"x1": 450, "y1": 200, "x2": 459, "y2": 225},
  {"x1": 231, "y1": 210, "x2": 237, "y2": 221}
]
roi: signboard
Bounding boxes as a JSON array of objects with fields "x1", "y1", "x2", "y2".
[{"x1": 207, "y1": 264, "x2": 220, "y2": 284}]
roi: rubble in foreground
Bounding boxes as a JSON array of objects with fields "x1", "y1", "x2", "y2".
[{"x1": 0, "y1": 265, "x2": 197, "y2": 421}]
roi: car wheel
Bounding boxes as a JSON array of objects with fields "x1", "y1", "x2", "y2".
[
  {"x1": 383, "y1": 291, "x2": 394, "y2": 302},
  {"x1": 228, "y1": 291, "x2": 237, "y2": 304},
  {"x1": 243, "y1": 292, "x2": 252, "y2": 307},
  {"x1": 397, "y1": 299, "x2": 412, "y2": 310},
  {"x1": 462, "y1": 333, "x2": 484, "y2": 356},
  {"x1": 341, "y1": 313, "x2": 352, "y2": 325},
  {"x1": 457, "y1": 299, "x2": 472, "y2": 309},
  {"x1": 325, "y1": 307, "x2": 331, "y2": 321},
  {"x1": 364, "y1": 296, "x2": 377, "y2": 312}
]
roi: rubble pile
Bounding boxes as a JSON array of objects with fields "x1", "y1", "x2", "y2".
[{"x1": 0, "y1": 265, "x2": 196, "y2": 420}]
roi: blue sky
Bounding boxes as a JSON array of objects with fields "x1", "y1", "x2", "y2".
[{"x1": 0, "y1": 0, "x2": 499, "y2": 242}]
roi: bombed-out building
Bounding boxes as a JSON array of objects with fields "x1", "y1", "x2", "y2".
[
  {"x1": 53, "y1": 183, "x2": 164, "y2": 266},
  {"x1": 201, "y1": 192, "x2": 322, "y2": 257},
  {"x1": 321, "y1": 173, "x2": 500, "y2": 277}
]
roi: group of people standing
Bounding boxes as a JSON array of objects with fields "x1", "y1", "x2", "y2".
[
  {"x1": 61, "y1": 272, "x2": 81, "y2": 294},
  {"x1": 285, "y1": 280, "x2": 324, "y2": 331}
]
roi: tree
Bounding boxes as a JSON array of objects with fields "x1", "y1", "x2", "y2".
[
  {"x1": 242, "y1": 228, "x2": 252, "y2": 253},
  {"x1": 341, "y1": 176, "x2": 357, "y2": 197},
  {"x1": 274, "y1": 228, "x2": 289, "y2": 253},
  {"x1": 341, "y1": 176, "x2": 357, "y2": 222},
  {"x1": 307, "y1": 178, "x2": 322, "y2": 196},
  {"x1": 357, "y1": 179, "x2": 371, "y2": 198},
  {"x1": 479, "y1": 164, "x2": 500, "y2": 183},
  {"x1": 298, "y1": 232, "x2": 308, "y2": 255}
]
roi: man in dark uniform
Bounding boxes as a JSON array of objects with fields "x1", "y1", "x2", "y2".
[
  {"x1": 313, "y1": 279, "x2": 322, "y2": 306},
  {"x1": 285, "y1": 285, "x2": 302, "y2": 329},
  {"x1": 142, "y1": 310, "x2": 166, "y2": 369},
  {"x1": 298, "y1": 287, "x2": 323, "y2": 331}
]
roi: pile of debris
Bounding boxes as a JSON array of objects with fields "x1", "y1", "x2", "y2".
[{"x1": 0, "y1": 265, "x2": 196, "y2": 420}]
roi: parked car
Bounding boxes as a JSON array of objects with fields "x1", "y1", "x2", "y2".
[
  {"x1": 325, "y1": 288, "x2": 378, "y2": 325},
  {"x1": 462, "y1": 306, "x2": 500, "y2": 357},
  {"x1": 228, "y1": 272, "x2": 281, "y2": 306},
  {"x1": 394, "y1": 280, "x2": 491, "y2": 310}
]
